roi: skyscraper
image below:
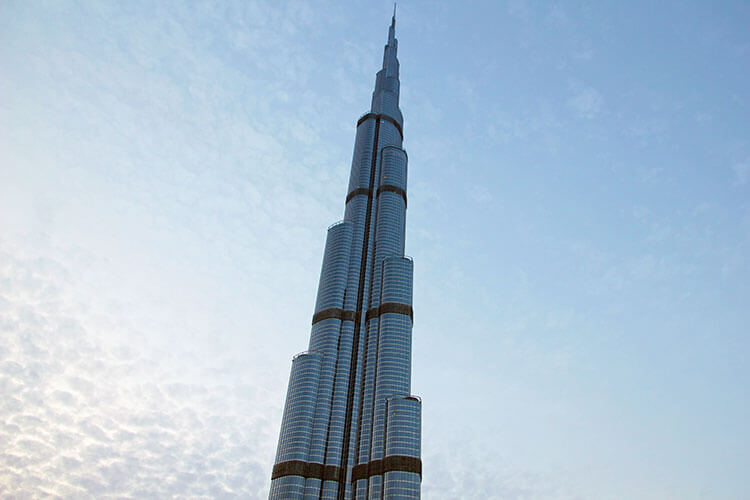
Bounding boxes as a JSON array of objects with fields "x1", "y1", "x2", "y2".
[{"x1": 269, "y1": 13, "x2": 421, "y2": 500}]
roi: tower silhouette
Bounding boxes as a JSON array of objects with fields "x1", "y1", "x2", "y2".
[{"x1": 270, "y1": 14, "x2": 421, "y2": 500}]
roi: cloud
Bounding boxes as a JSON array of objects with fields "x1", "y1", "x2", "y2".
[
  {"x1": 732, "y1": 161, "x2": 750, "y2": 186},
  {"x1": 571, "y1": 48, "x2": 595, "y2": 61},
  {"x1": 0, "y1": 2, "x2": 372, "y2": 496},
  {"x1": 467, "y1": 184, "x2": 493, "y2": 204},
  {"x1": 548, "y1": 4, "x2": 572, "y2": 27},
  {"x1": 422, "y1": 440, "x2": 583, "y2": 500},
  {"x1": 0, "y1": 248, "x2": 279, "y2": 499},
  {"x1": 4, "y1": 2, "x2": 748, "y2": 499},
  {"x1": 507, "y1": 0, "x2": 531, "y2": 20},
  {"x1": 567, "y1": 87, "x2": 603, "y2": 119}
]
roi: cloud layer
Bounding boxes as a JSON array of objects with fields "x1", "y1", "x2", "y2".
[
  {"x1": 2, "y1": 1, "x2": 749, "y2": 499},
  {"x1": 0, "y1": 247, "x2": 278, "y2": 499}
]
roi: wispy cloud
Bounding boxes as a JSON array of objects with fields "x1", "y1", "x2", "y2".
[
  {"x1": 732, "y1": 161, "x2": 750, "y2": 186},
  {"x1": 567, "y1": 87, "x2": 603, "y2": 119},
  {"x1": 422, "y1": 438, "x2": 582, "y2": 500},
  {"x1": 2, "y1": 1, "x2": 750, "y2": 499},
  {"x1": 0, "y1": 247, "x2": 278, "y2": 499},
  {"x1": 0, "y1": 248, "x2": 278, "y2": 499},
  {"x1": 466, "y1": 184, "x2": 493, "y2": 204}
]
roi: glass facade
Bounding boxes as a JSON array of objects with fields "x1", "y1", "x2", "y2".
[{"x1": 270, "y1": 15, "x2": 421, "y2": 500}]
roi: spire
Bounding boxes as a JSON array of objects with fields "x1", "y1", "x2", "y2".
[
  {"x1": 371, "y1": 10, "x2": 403, "y2": 126},
  {"x1": 387, "y1": 5, "x2": 397, "y2": 51}
]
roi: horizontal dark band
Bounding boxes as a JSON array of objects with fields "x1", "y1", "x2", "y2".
[
  {"x1": 364, "y1": 302, "x2": 413, "y2": 323},
  {"x1": 271, "y1": 460, "x2": 341, "y2": 481},
  {"x1": 351, "y1": 455, "x2": 422, "y2": 482},
  {"x1": 312, "y1": 307, "x2": 357, "y2": 325},
  {"x1": 357, "y1": 113, "x2": 403, "y2": 139},
  {"x1": 377, "y1": 184, "x2": 407, "y2": 207},
  {"x1": 314, "y1": 303, "x2": 412, "y2": 326},
  {"x1": 346, "y1": 187, "x2": 372, "y2": 204}
]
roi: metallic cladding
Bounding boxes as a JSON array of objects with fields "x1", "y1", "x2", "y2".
[{"x1": 270, "y1": 15, "x2": 421, "y2": 500}]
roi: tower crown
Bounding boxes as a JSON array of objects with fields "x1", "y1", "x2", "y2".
[{"x1": 371, "y1": 12, "x2": 403, "y2": 127}]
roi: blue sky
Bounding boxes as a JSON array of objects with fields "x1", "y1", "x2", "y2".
[{"x1": 1, "y1": 1, "x2": 748, "y2": 499}]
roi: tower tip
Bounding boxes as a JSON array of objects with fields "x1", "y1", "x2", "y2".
[{"x1": 392, "y1": 2, "x2": 397, "y2": 25}]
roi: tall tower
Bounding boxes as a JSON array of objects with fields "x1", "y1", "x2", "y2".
[{"x1": 269, "y1": 13, "x2": 421, "y2": 500}]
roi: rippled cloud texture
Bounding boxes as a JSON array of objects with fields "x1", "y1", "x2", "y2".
[
  {"x1": 2, "y1": 1, "x2": 749, "y2": 499},
  {"x1": 1, "y1": 249, "x2": 274, "y2": 499}
]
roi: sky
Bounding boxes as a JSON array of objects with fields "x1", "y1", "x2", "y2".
[{"x1": 1, "y1": 1, "x2": 749, "y2": 499}]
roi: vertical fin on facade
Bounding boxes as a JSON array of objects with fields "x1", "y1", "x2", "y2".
[
  {"x1": 270, "y1": 352, "x2": 323, "y2": 499},
  {"x1": 366, "y1": 257, "x2": 414, "y2": 498},
  {"x1": 383, "y1": 396, "x2": 422, "y2": 499}
]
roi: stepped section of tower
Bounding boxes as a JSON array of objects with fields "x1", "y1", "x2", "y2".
[{"x1": 270, "y1": 16, "x2": 421, "y2": 500}]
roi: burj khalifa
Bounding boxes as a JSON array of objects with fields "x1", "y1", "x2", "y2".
[{"x1": 269, "y1": 12, "x2": 421, "y2": 500}]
